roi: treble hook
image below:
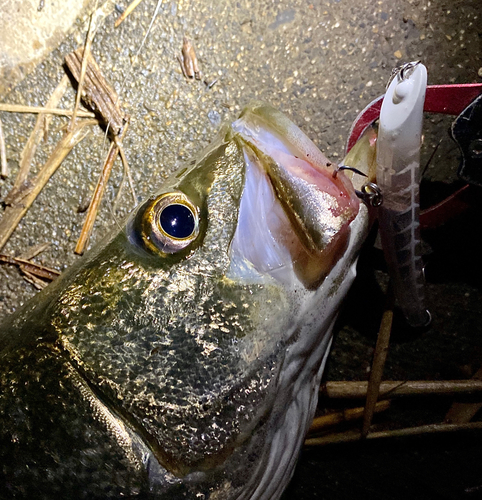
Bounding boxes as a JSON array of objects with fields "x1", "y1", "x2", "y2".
[
  {"x1": 355, "y1": 182, "x2": 383, "y2": 207},
  {"x1": 386, "y1": 60, "x2": 421, "y2": 89}
]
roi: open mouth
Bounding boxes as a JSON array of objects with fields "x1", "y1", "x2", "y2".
[{"x1": 230, "y1": 103, "x2": 360, "y2": 289}]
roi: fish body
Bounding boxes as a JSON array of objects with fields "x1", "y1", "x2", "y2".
[{"x1": 0, "y1": 103, "x2": 370, "y2": 499}]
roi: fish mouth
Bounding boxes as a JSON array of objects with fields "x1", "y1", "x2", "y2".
[{"x1": 230, "y1": 102, "x2": 360, "y2": 288}]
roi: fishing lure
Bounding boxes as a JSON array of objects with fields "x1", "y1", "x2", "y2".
[{"x1": 376, "y1": 61, "x2": 431, "y2": 328}]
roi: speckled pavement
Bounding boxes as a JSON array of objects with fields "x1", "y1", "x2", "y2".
[{"x1": 1, "y1": 0, "x2": 482, "y2": 497}]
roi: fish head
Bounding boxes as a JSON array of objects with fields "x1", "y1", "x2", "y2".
[{"x1": 7, "y1": 103, "x2": 368, "y2": 498}]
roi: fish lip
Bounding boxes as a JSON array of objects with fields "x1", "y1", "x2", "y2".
[{"x1": 231, "y1": 102, "x2": 360, "y2": 287}]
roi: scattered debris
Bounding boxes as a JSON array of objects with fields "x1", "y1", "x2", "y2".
[
  {"x1": 0, "y1": 244, "x2": 60, "y2": 290},
  {"x1": 204, "y1": 77, "x2": 218, "y2": 89},
  {"x1": 178, "y1": 37, "x2": 201, "y2": 80},
  {"x1": 0, "y1": 119, "x2": 94, "y2": 253},
  {"x1": 65, "y1": 46, "x2": 130, "y2": 255}
]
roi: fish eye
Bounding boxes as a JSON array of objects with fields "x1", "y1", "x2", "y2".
[
  {"x1": 159, "y1": 204, "x2": 195, "y2": 239},
  {"x1": 140, "y1": 192, "x2": 199, "y2": 254}
]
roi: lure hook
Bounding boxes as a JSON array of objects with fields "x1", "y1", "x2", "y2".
[
  {"x1": 386, "y1": 60, "x2": 421, "y2": 89},
  {"x1": 355, "y1": 182, "x2": 383, "y2": 207}
]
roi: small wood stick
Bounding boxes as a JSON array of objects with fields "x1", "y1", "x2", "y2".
[
  {"x1": 65, "y1": 48, "x2": 127, "y2": 135},
  {"x1": 0, "y1": 253, "x2": 60, "y2": 280},
  {"x1": 21, "y1": 269, "x2": 51, "y2": 290},
  {"x1": 75, "y1": 125, "x2": 128, "y2": 255},
  {"x1": 0, "y1": 120, "x2": 94, "y2": 252},
  {"x1": 114, "y1": 0, "x2": 145, "y2": 28},
  {"x1": 0, "y1": 104, "x2": 95, "y2": 118},
  {"x1": 361, "y1": 282, "x2": 394, "y2": 438},
  {"x1": 305, "y1": 421, "x2": 482, "y2": 447},
  {"x1": 18, "y1": 242, "x2": 51, "y2": 261},
  {"x1": 0, "y1": 118, "x2": 8, "y2": 178},
  {"x1": 321, "y1": 380, "x2": 482, "y2": 399},
  {"x1": 308, "y1": 400, "x2": 390, "y2": 434},
  {"x1": 445, "y1": 366, "x2": 482, "y2": 424},
  {"x1": 114, "y1": 135, "x2": 137, "y2": 205}
]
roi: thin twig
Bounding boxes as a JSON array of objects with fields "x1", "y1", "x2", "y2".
[
  {"x1": 0, "y1": 120, "x2": 94, "y2": 252},
  {"x1": 304, "y1": 421, "x2": 482, "y2": 447},
  {"x1": 14, "y1": 75, "x2": 70, "y2": 192},
  {"x1": 321, "y1": 380, "x2": 482, "y2": 399},
  {"x1": 0, "y1": 104, "x2": 95, "y2": 118},
  {"x1": 75, "y1": 124, "x2": 128, "y2": 255},
  {"x1": 0, "y1": 253, "x2": 60, "y2": 281},
  {"x1": 308, "y1": 401, "x2": 390, "y2": 434},
  {"x1": 117, "y1": 0, "x2": 163, "y2": 100},
  {"x1": 362, "y1": 281, "x2": 394, "y2": 438},
  {"x1": 114, "y1": 135, "x2": 137, "y2": 206},
  {"x1": 21, "y1": 269, "x2": 51, "y2": 290},
  {"x1": 70, "y1": 2, "x2": 99, "y2": 130},
  {"x1": 445, "y1": 366, "x2": 482, "y2": 424},
  {"x1": 0, "y1": 118, "x2": 8, "y2": 178},
  {"x1": 115, "y1": 0, "x2": 145, "y2": 27},
  {"x1": 18, "y1": 242, "x2": 51, "y2": 260}
]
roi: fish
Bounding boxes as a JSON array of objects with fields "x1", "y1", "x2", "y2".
[{"x1": 0, "y1": 102, "x2": 371, "y2": 499}]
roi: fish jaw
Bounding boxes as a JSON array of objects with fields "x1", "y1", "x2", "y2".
[{"x1": 231, "y1": 102, "x2": 360, "y2": 288}]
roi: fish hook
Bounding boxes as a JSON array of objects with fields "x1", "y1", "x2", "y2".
[{"x1": 356, "y1": 182, "x2": 383, "y2": 207}]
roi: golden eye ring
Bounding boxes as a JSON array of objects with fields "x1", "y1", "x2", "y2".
[{"x1": 141, "y1": 192, "x2": 200, "y2": 254}]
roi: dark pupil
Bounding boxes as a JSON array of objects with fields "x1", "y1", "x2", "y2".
[{"x1": 159, "y1": 204, "x2": 195, "y2": 239}]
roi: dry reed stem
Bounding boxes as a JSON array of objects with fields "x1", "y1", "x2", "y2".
[
  {"x1": 305, "y1": 421, "x2": 482, "y2": 447},
  {"x1": 14, "y1": 76, "x2": 70, "y2": 192},
  {"x1": 309, "y1": 400, "x2": 390, "y2": 434},
  {"x1": 321, "y1": 380, "x2": 482, "y2": 399},
  {"x1": 115, "y1": 0, "x2": 145, "y2": 27},
  {"x1": 361, "y1": 283, "x2": 394, "y2": 437},
  {"x1": 74, "y1": 125, "x2": 128, "y2": 255},
  {"x1": 0, "y1": 104, "x2": 95, "y2": 118}
]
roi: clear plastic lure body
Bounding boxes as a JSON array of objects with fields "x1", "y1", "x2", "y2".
[{"x1": 376, "y1": 61, "x2": 431, "y2": 327}]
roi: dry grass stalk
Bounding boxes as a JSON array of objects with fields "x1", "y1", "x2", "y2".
[
  {"x1": 13, "y1": 76, "x2": 70, "y2": 193},
  {"x1": 115, "y1": 0, "x2": 145, "y2": 28},
  {"x1": 18, "y1": 242, "x2": 51, "y2": 261},
  {"x1": 114, "y1": 135, "x2": 137, "y2": 206},
  {"x1": 445, "y1": 366, "x2": 482, "y2": 424},
  {"x1": 305, "y1": 421, "x2": 482, "y2": 447},
  {"x1": 0, "y1": 118, "x2": 8, "y2": 178},
  {"x1": 0, "y1": 104, "x2": 95, "y2": 118},
  {"x1": 0, "y1": 253, "x2": 60, "y2": 282},
  {"x1": 74, "y1": 125, "x2": 128, "y2": 255},
  {"x1": 65, "y1": 43, "x2": 130, "y2": 255},
  {"x1": 0, "y1": 120, "x2": 94, "y2": 253},
  {"x1": 309, "y1": 400, "x2": 390, "y2": 434},
  {"x1": 321, "y1": 380, "x2": 482, "y2": 399},
  {"x1": 70, "y1": 0, "x2": 100, "y2": 129},
  {"x1": 361, "y1": 283, "x2": 395, "y2": 437}
]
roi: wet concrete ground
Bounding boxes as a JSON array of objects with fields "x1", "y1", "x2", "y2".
[{"x1": 1, "y1": 0, "x2": 482, "y2": 497}]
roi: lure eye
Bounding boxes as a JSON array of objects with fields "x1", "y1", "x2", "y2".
[{"x1": 140, "y1": 192, "x2": 199, "y2": 254}]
